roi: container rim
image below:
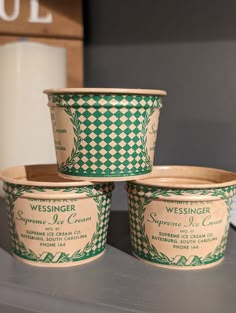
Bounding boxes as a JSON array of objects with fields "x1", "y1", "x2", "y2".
[
  {"x1": 43, "y1": 88, "x2": 167, "y2": 96},
  {"x1": 130, "y1": 165, "x2": 236, "y2": 189},
  {"x1": 0, "y1": 164, "x2": 96, "y2": 187}
]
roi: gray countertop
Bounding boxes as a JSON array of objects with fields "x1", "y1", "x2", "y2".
[{"x1": 0, "y1": 199, "x2": 236, "y2": 313}]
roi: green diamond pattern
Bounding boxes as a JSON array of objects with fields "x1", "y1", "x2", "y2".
[
  {"x1": 127, "y1": 184, "x2": 147, "y2": 257},
  {"x1": 50, "y1": 94, "x2": 162, "y2": 178},
  {"x1": 91, "y1": 184, "x2": 113, "y2": 254}
]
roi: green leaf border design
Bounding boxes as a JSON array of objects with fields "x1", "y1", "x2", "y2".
[
  {"x1": 128, "y1": 183, "x2": 236, "y2": 267},
  {"x1": 4, "y1": 182, "x2": 113, "y2": 264},
  {"x1": 139, "y1": 105, "x2": 156, "y2": 171},
  {"x1": 58, "y1": 108, "x2": 82, "y2": 173}
]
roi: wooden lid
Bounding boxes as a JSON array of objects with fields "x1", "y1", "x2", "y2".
[
  {"x1": 131, "y1": 166, "x2": 236, "y2": 189},
  {"x1": 44, "y1": 88, "x2": 167, "y2": 96}
]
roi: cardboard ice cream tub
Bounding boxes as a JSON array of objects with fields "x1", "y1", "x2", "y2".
[
  {"x1": 44, "y1": 88, "x2": 166, "y2": 181},
  {"x1": 0, "y1": 164, "x2": 114, "y2": 267},
  {"x1": 127, "y1": 166, "x2": 236, "y2": 270}
]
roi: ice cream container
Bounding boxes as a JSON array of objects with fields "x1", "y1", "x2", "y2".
[
  {"x1": 0, "y1": 164, "x2": 114, "y2": 267},
  {"x1": 44, "y1": 88, "x2": 166, "y2": 181},
  {"x1": 127, "y1": 166, "x2": 236, "y2": 269}
]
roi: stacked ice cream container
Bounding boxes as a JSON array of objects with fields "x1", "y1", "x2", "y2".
[{"x1": 1, "y1": 88, "x2": 236, "y2": 270}]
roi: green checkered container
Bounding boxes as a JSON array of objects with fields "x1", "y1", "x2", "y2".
[
  {"x1": 0, "y1": 164, "x2": 114, "y2": 267},
  {"x1": 44, "y1": 88, "x2": 166, "y2": 181}
]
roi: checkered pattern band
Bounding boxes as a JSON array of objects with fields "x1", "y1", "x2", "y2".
[{"x1": 49, "y1": 94, "x2": 162, "y2": 108}]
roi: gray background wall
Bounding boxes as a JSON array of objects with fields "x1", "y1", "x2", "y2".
[{"x1": 84, "y1": 0, "x2": 236, "y2": 211}]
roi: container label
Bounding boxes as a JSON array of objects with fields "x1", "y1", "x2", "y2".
[
  {"x1": 128, "y1": 185, "x2": 235, "y2": 268},
  {"x1": 4, "y1": 184, "x2": 112, "y2": 265}
]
